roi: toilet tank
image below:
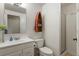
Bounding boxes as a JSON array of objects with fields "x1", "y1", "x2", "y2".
[{"x1": 34, "y1": 39, "x2": 44, "y2": 48}]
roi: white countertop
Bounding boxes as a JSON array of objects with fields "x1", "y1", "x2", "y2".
[{"x1": 0, "y1": 37, "x2": 34, "y2": 48}]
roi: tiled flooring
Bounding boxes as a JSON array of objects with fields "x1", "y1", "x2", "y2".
[
  {"x1": 61, "y1": 51, "x2": 72, "y2": 56},
  {"x1": 64, "y1": 52, "x2": 72, "y2": 56}
]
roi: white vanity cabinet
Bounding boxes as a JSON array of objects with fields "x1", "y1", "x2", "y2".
[{"x1": 0, "y1": 42, "x2": 34, "y2": 56}]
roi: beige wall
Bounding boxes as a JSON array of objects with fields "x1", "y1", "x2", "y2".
[
  {"x1": 42, "y1": 3, "x2": 61, "y2": 55},
  {"x1": 62, "y1": 4, "x2": 76, "y2": 14},
  {"x1": 0, "y1": 4, "x2": 4, "y2": 24},
  {"x1": 26, "y1": 3, "x2": 44, "y2": 38}
]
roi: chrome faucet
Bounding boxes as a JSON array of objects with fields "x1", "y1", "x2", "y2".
[{"x1": 10, "y1": 36, "x2": 13, "y2": 41}]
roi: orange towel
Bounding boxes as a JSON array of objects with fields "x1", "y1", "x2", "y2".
[{"x1": 35, "y1": 12, "x2": 42, "y2": 32}]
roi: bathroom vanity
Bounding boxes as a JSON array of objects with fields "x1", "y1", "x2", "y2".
[
  {"x1": 0, "y1": 3, "x2": 34, "y2": 56},
  {"x1": 0, "y1": 37, "x2": 34, "y2": 56}
]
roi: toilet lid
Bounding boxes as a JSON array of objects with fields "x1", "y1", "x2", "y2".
[{"x1": 39, "y1": 47, "x2": 53, "y2": 54}]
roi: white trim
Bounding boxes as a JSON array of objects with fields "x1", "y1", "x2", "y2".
[
  {"x1": 5, "y1": 9, "x2": 25, "y2": 16},
  {"x1": 4, "y1": 9, "x2": 27, "y2": 34}
]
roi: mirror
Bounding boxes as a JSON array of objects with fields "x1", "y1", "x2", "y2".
[
  {"x1": 4, "y1": 3, "x2": 27, "y2": 34},
  {"x1": 8, "y1": 15, "x2": 20, "y2": 34}
]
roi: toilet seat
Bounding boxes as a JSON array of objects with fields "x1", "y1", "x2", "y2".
[{"x1": 39, "y1": 47, "x2": 53, "y2": 56}]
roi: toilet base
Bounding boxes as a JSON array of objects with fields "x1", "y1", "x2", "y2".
[
  {"x1": 40, "y1": 52, "x2": 53, "y2": 56},
  {"x1": 39, "y1": 47, "x2": 53, "y2": 56}
]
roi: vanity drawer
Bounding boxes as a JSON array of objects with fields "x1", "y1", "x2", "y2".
[
  {"x1": 0, "y1": 45, "x2": 21, "y2": 56},
  {"x1": 21, "y1": 42, "x2": 34, "y2": 48}
]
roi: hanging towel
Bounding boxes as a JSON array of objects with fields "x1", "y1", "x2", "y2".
[{"x1": 34, "y1": 12, "x2": 42, "y2": 32}]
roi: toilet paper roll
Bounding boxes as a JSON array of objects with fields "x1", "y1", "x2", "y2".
[{"x1": 33, "y1": 42, "x2": 38, "y2": 48}]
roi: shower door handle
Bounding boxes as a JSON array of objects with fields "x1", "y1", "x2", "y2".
[{"x1": 73, "y1": 38, "x2": 77, "y2": 41}]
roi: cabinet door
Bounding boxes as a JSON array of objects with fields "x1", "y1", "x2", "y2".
[
  {"x1": 22, "y1": 48, "x2": 34, "y2": 56},
  {"x1": 0, "y1": 45, "x2": 22, "y2": 56},
  {"x1": 4, "y1": 51, "x2": 22, "y2": 56}
]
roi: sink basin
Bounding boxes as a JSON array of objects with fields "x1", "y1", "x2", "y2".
[
  {"x1": 3, "y1": 37, "x2": 20, "y2": 42},
  {"x1": 13, "y1": 37, "x2": 20, "y2": 40},
  {"x1": 9, "y1": 37, "x2": 20, "y2": 41}
]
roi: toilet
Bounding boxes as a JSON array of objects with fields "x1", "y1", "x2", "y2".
[{"x1": 34, "y1": 39, "x2": 53, "y2": 56}]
